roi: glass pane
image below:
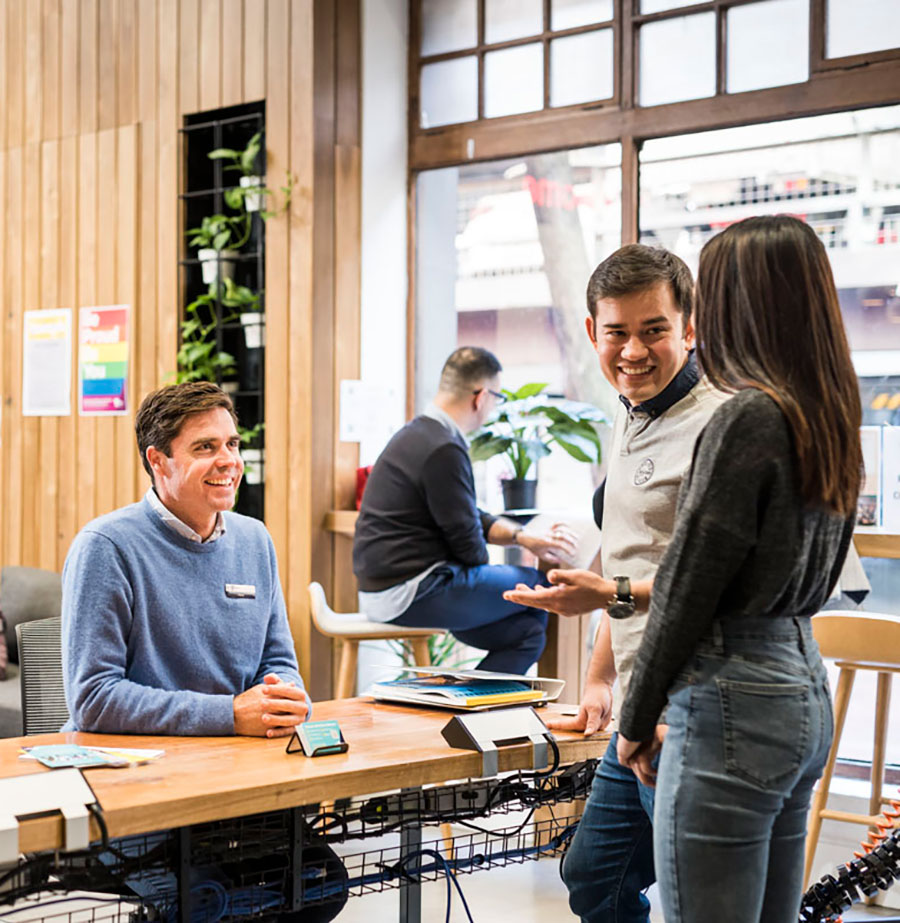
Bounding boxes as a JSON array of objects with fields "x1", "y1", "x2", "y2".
[
  {"x1": 639, "y1": 13, "x2": 716, "y2": 107},
  {"x1": 727, "y1": 0, "x2": 809, "y2": 94},
  {"x1": 551, "y1": 0, "x2": 614, "y2": 30},
  {"x1": 485, "y1": 0, "x2": 543, "y2": 44},
  {"x1": 640, "y1": 106, "x2": 900, "y2": 767},
  {"x1": 550, "y1": 29, "x2": 614, "y2": 107},
  {"x1": 416, "y1": 145, "x2": 622, "y2": 514},
  {"x1": 641, "y1": 0, "x2": 708, "y2": 12},
  {"x1": 484, "y1": 43, "x2": 544, "y2": 118},
  {"x1": 420, "y1": 57, "x2": 478, "y2": 128},
  {"x1": 420, "y1": 0, "x2": 477, "y2": 57},
  {"x1": 826, "y1": 0, "x2": 900, "y2": 58}
]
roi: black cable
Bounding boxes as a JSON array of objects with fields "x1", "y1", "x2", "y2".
[
  {"x1": 799, "y1": 825, "x2": 900, "y2": 923},
  {"x1": 89, "y1": 801, "x2": 110, "y2": 850}
]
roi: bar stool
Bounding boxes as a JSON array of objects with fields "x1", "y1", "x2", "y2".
[
  {"x1": 307, "y1": 582, "x2": 445, "y2": 698},
  {"x1": 804, "y1": 610, "x2": 900, "y2": 885}
]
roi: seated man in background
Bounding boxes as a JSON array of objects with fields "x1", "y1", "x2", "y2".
[
  {"x1": 352, "y1": 346, "x2": 576, "y2": 675},
  {"x1": 63, "y1": 382, "x2": 309, "y2": 736}
]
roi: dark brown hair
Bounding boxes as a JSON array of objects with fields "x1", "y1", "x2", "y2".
[
  {"x1": 586, "y1": 244, "x2": 694, "y2": 324},
  {"x1": 696, "y1": 215, "x2": 861, "y2": 516},
  {"x1": 438, "y1": 346, "x2": 503, "y2": 397},
  {"x1": 135, "y1": 382, "x2": 238, "y2": 482}
]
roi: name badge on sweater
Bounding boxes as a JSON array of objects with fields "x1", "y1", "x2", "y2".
[{"x1": 225, "y1": 584, "x2": 256, "y2": 599}]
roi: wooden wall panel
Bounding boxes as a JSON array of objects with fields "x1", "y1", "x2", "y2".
[{"x1": 0, "y1": 0, "x2": 361, "y2": 700}]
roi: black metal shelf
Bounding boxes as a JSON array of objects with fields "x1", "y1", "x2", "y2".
[{"x1": 180, "y1": 101, "x2": 266, "y2": 523}]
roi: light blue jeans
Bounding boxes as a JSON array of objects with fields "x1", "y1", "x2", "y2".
[{"x1": 653, "y1": 616, "x2": 834, "y2": 923}]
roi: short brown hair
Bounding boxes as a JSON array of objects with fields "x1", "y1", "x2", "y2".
[
  {"x1": 586, "y1": 244, "x2": 694, "y2": 324},
  {"x1": 696, "y1": 215, "x2": 861, "y2": 516},
  {"x1": 135, "y1": 382, "x2": 238, "y2": 482},
  {"x1": 438, "y1": 346, "x2": 503, "y2": 397}
]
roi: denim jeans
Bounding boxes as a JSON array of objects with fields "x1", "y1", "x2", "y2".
[
  {"x1": 388, "y1": 562, "x2": 550, "y2": 674},
  {"x1": 654, "y1": 616, "x2": 834, "y2": 923},
  {"x1": 562, "y1": 730, "x2": 657, "y2": 922}
]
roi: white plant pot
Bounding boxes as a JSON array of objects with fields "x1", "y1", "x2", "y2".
[
  {"x1": 242, "y1": 448, "x2": 264, "y2": 486},
  {"x1": 241, "y1": 312, "x2": 265, "y2": 349},
  {"x1": 221, "y1": 381, "x2": 240, "y2": 396},
  {"x1": 198, "y1": 248, "x2": 238, "y2": 285},
  {"x1": 240, "y1": 175, "x2": 264, "y2": 212}
]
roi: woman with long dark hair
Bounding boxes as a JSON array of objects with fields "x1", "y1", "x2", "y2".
[{"x1": 615, "y1": 215, "x2": 862, "y2": 922}]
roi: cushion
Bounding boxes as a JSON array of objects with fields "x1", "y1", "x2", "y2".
[
  {"x1": 0, "y1": 611, "x2": 6, "y2": 681},
  {"x1": 0, "y1": 566, "x2": 62, "y2": 664}
]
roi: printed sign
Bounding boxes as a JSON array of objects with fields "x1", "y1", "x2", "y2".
[
  {"x1": 79, "y1": 305, "x2": 130, "y2": 416},
  {"x1": 23, "y1": 309, "x2": 72, "y2": 416}
]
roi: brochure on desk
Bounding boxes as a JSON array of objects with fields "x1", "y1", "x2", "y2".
[{"x1": 367, "y1": 666, "x2": 565, "y2": 711}]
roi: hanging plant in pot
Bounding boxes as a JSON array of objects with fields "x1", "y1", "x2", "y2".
[
  {"x1": 469, "y1": 382, "x2": 606, "y2": 511},
  {"x1": 220, "y1": 277, "x2": 264, "y2": 350},
  {"x1": 186, "y1": 212, "x2": 251, "y2": 285},
  {"x1": 173, "y1": 283, "x2": 238, "y2": 387},
  {"x1": 208, "y1": 131, "x2": 295, "y2": 218}
]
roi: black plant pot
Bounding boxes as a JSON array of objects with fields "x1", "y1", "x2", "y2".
[{"x1": 501, "y1": 478, "x2": 537, "y2": 511}]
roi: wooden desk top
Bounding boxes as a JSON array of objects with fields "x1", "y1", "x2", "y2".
[{"x1": 0, "y1": 699, "x2": 608, "y2": 854}]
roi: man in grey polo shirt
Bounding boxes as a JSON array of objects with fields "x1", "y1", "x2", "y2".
[{"x1": 505, "y1": 244, "x2": 729, "y2": 923}]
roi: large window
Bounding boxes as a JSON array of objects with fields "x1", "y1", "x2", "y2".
[
  {"x1": 416, "y1": 145, "x2": 621, "y2": 510},
  {"x1": 409, "y1": 0, "x2": 900, "y2": 773}
]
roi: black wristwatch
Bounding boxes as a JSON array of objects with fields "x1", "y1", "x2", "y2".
[{"x1": 607, "y1": 575, "x2": 636, "y2": 619}]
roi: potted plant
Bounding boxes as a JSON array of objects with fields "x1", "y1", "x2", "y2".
[
  {"x1": 221, "y1": 277, "x2": 264, "y2": 350},
  {"x1": 186, "y1": 213, "x2": 251, "y2": 285},
  {"x1": 209, "y1": 131, "x2": 265, "y2": 212},
  {"x1": 174, "y1": 284, "x2": 238, "y2": 387},
  {"x1": 469, "y1": 382, "x2": 606, "y2": 510},
  {"x1": 239, "y1": 422, "x2": 265, "y2": 486},
  {"x1": 208, "y1": 131, "x2": 294, "y2": 218}
]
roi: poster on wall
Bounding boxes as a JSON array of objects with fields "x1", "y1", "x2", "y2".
[
  {"x1": 79, "y1": 305, "x2": 130, "y2": 416},
  {"x1": 857, "y1": 425, "x2": 882, "y2": 529},
  {"x1": 23, "y1": 308, "x2": 72, "y2": 416}
]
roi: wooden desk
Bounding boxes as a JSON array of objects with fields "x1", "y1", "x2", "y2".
[{"x1": 0, "y1": 698, "x2": 608, "y2": 855}]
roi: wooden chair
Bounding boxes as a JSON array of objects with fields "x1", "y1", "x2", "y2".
[
  {"x1": 804, "y1": 610, "x2": 900, "y2": 886},
  {"x1": 307, "y1": 582, "x2": 445, "y2": 699}
]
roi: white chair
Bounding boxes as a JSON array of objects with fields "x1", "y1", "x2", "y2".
[{"x1": 308, "y1": 582, "x2": 445, "y2": 698}]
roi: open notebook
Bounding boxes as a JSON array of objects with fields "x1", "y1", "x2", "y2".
[{"x1": 367, "y1": 666, "x2": 564, "y2": 711}]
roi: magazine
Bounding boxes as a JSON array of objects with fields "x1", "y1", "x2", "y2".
[{"x1": 367, "y1": 667, "x2": 564, "y2": 711}]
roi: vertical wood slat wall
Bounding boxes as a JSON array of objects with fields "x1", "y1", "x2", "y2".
[{"x1": 0, "y1": 0, "x2": 360, "y2": 697}]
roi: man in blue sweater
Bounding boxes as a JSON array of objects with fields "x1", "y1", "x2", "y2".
[
  {"x1": 62, "y1": 382, "x2": 309, "y2": 737},
  {"x1": 353, "y1": 347, "x2": 576, "y2": 674}
]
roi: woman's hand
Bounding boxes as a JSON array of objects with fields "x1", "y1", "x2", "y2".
[{"x1": 617, "y1": 725, "x2": 668, "y2": 787}]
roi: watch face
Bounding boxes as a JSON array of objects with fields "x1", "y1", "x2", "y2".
[{"x1": 607, "y1": 601, "x2": 635, "y2": 620}]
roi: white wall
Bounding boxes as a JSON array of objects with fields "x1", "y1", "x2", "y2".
[{"x1": 359, "y1": 0, "x2": 409, "y2": 466}]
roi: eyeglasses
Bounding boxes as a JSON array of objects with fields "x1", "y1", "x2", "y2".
[{"x1": 474, "y1": 388, "x2": 507, "y2": 404}]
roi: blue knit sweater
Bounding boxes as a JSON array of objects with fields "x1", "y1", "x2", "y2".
[{"x1": 62, "y1": 497, "x2": 306, "y2": 735}]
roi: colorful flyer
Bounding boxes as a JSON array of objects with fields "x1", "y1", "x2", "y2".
[
  {"x1": 23, "y1": 308, "x2": 72, "y2": 416},
  {"x1": 857, "y1": 425, "x2": 882, "y2": 529},
  {"x1": 79, "y1": 305, "x2": 130, "y2": 416}
]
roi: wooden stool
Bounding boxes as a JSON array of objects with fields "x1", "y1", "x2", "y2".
[
  {"x1": 307, "y1": 582, "x2": 445, "y2": 698},
  {"x1": 804, "y1": 610, "x2": 900, "y2": 886}
]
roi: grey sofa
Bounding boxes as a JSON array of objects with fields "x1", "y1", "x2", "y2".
[{"x1": 0, "y1": 566, "x2": 62, "y2": 737}]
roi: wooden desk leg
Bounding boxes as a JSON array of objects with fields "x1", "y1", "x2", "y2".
[{"x1": 399, "y1": 790, "x2": 422, "y2": 923}]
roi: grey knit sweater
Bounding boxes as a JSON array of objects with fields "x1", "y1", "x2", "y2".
[{"x1": 619, "y1": 388, "x2": 854, "y2": 741}]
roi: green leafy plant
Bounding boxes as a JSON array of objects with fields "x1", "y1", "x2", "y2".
[
  {"x1": 208, "y1": 131, "x2": 294, "y2": 219},
  {"x1": 238, "y1": 421, "x2": 264, "y2": 448},
  {"x1": 174, "y1": 283, "x2": 238, "y2": 384},
  {"x1": 388, "y1": 634, "x2": 480, "y2": 670},
  {"x1": 186, "y1": 212, "x2": 251, "y2": 252},
  {"x1": 220, "y1": 277, "x2": 260, "y2": 312},
  {"x1": 209, "y1": 131, "x2": 263, "y2": 178},
  {"x1": 469, "y1": 382, "x2": 606, "y2": 479}
]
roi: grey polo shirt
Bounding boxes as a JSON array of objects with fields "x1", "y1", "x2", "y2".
[{"x1": 601, "y1": 361, "x2": 730, "y2": 720}]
